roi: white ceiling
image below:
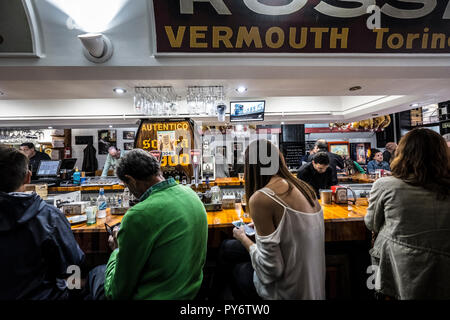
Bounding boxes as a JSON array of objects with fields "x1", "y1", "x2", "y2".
[
  {"x1": 0, "y1": 78, "x2": 449, "y2": 101},
  {"x1": 0, "y1": 75, "x2": 448, "y2": 128}
]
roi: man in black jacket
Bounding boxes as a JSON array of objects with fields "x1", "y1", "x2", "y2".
[
  {"x1": 19, "y1": 142, "x2": 51, "y2": 178},
  {"x1": 0, "y1": 146, "x2": 85, "y2": 300},
  {"x1": 298, "y1": 152, "x2": 334, "y2": 198},
  {"x1": 307, "y1": 139, "x2": 344, "y2": 185}
]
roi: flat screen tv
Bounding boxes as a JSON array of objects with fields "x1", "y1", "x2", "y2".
[{"x1": 230, "y1": 100, "x2": 265, "y2": 122}]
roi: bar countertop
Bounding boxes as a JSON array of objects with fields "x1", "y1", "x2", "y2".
[
  {"x1": 71, "y1": 199, "x2": 368, "y2": 232},
  {"x1": 48, "y1": 177, "x2": 244, "y2": 193},
  {"x1": 71, "y1": 199, "x2": 369, "y2": 253}
]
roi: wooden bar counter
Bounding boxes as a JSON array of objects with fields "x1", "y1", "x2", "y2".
[
  {"x1": 71, "y1": 199, "x2": 369, "y2": 254},
  {"x1": 337, "y1": 173, "x2": 375, "y2": 184},
  {"x1": 49, "y1": 177, "x2": 244, "y2": 193}
]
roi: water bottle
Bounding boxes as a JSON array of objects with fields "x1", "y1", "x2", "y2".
[
  {"x1": 73, "y1": 168, "x2": 81, "y2": 185},
  {"x1": 97, "y1": 188, "x2": 107, "y2": 219}
]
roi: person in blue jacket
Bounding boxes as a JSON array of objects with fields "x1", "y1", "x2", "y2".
[
  {"x1": 0, "y1": 146, "x2": 85, "y2": 300},
  {"x1": 367, "y1": 149, "x2": 391, "y2": 174}
]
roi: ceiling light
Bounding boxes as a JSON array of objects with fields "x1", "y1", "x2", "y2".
[
  {"x1": 109, "y1": 125, "x2": 113, "y2": 128},
  {"x1": 0, "y1": 91, "x2": 4, "y2": 96},
  {"x1": 48, "y1": 127, "x2": 53, "y2": 129},
  {"x1": 410, "y1": 103, "x2": 419, "y2": 108},
  {"x1": 78, "y1": 33, "x2": 113, "y2": 63},
  {"x1": 236, "y1": 86, "x2": 247, "y2": 93},
  {"x1": 114, "y1": 88, "x2": 127, "y2": 94},
  {"x1": 349, "y1": 86, "x2": 362, "y2": 91}
]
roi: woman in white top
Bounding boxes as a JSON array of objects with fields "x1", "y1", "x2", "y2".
[{"x1": 215, "y1": 140, "x2": 326, "y2": 300}]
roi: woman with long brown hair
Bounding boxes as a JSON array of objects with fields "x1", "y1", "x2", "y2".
[
  {"x1": 365, "y1": 128, "x2": 450, "y2": 300},
  {"x1": 213, "y1": 139, "x2": 325, "y2": 300}
]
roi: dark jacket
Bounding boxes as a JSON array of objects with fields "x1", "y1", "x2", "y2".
[
  {"x1": 82, "y1": 143, "x2": 98, "y2": 173},
  {"x1": 0, "y1": 192, "x2": 85, "y2": 300},
  {"x1": 308, "y1": 150, "x2": 344, "y2": 185},
  {"x1": 297, "y1": 162, "x2": 333, "y2": 198}
]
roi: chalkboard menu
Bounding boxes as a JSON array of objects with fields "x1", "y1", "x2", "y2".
[
  {"x1": 281, "y1": 124, "x2": 305, "y2": 143},
  {"x1": 281, "y1": 142, "x2": 305, "y2": 168}
]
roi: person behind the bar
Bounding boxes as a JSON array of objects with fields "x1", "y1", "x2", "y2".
[
  {"x1": 213, "y1": 140, "x2": 325, "y2": 300},
  {"x1": 0, "y1": 146, "x2": 85, "y2": 300},
  {"x1": 307, "y1": 139, "x2": 344, "y2": 185},
  {"x1": 101, "y1": 146, "x2": 123, "y2": 177},
  {"x1": 367, "y1": 148, "x2": 391, "y2": 174},
  {"x1": 297, "y1": 152, "x2": 334, "y2": 198},
  {"x1": 383, "y1": 142, "x2": 397, "y2": 164},
  {"x1": 19, "y1": 142, "x2": 51, "y2": 177},
  {"x1": 365, "y1": 128, "x2": 450, "y2": 300},
  {"x1": 89, "y1": 149, "x2": 208, "y2": 300}
]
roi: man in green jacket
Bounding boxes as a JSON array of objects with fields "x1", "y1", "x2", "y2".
[{"x1": 98, "y1": 149, "x2": 208, "y2": 300}]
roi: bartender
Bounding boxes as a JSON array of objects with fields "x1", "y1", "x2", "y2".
[
  {"x1": 19, "y1": 143, "x2": 51, "y2": 177},
  {"x1": 297, "y1": 152, "x2": 333, "y2": 198},
  {"x1": 102, "y1": 146, "x2": 123, "y2": 177}
]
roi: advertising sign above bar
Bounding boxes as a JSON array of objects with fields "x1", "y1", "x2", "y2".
[
  {"x1": 135, "y1": 119, "x2": 196, "y2": 178},
  {"x1": 151, "y1": 0, "x2": 450, "y2": 54}
]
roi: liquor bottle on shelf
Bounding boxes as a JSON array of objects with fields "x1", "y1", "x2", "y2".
[
  {"x1": 122, "y1": 188, "x2": 130, "y2": 208},
  {"x1": 190, "y1": 176, "x2": 197, "y2": 192},
  {"x1": 203, "y1": 175, "x2": 212, "y2": 204},
  {"x1": 72, "y1": 168, "x2": 81, "y2": 185},
  {"x1": 205, "y1": 175, "x2": 211, "y2": 191}
]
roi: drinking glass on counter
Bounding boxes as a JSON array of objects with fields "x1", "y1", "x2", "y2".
[
  {"x1": 319, "y1": 189, "x2": 332, "y2": 205},
  {"x1": 86, "y1": 206, "x2": 97, "y2": 226},
  {"x1": 234, "y1": 202, "x2": 242, "y2": 219}
]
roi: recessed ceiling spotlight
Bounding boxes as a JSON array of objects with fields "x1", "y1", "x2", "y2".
[
  {"x1": 113, "y1": 88, "x2": 127, "y2": 94},
  {"x1": 236, "y1": 86, "x2": 247, "y2": 93},
  {"x1": 349, "y1": 86, "x2": 362, "y2": 91},
  {"x1": 109, "y1": 125, "x2": 113, "y2": 128},
  {"x1": 410, "y1": 103, "x2": 419, "y2": 108},
  {"x1": 281, "y1": 122, "x2": 285, "y2": 125},
  {"x1": 48, "y1": 127, "x2": 53, "y2": 129}
]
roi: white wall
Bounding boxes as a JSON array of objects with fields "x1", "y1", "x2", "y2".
[{"x1": 71, "y1": 127, "x2": 138, "y2": 170}]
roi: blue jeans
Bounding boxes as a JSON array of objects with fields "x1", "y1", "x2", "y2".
[{"x1": 85, "y1": 265, "x2": 106, "y2": 300}]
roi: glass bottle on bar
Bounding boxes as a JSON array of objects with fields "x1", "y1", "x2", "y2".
[{"x1": 97, "y1": 188, "x2": 108, "y2": 219}]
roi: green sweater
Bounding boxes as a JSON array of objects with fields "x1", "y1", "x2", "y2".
[{"x1": 104, "y1": 178, "x2": 208, "y2": 300}]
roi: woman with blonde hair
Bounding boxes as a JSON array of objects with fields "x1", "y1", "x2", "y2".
[{"x1": 365, "y1": 128, "x2": 450, "y2": 300}]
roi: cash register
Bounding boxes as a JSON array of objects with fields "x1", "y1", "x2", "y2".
[{"x1": 31, "y1": 160, "x2": 62, "y2": 187}]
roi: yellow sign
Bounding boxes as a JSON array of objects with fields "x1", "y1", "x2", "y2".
[{"x1": 135, "y1": 120, "x2": 195, "y2": 177}]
